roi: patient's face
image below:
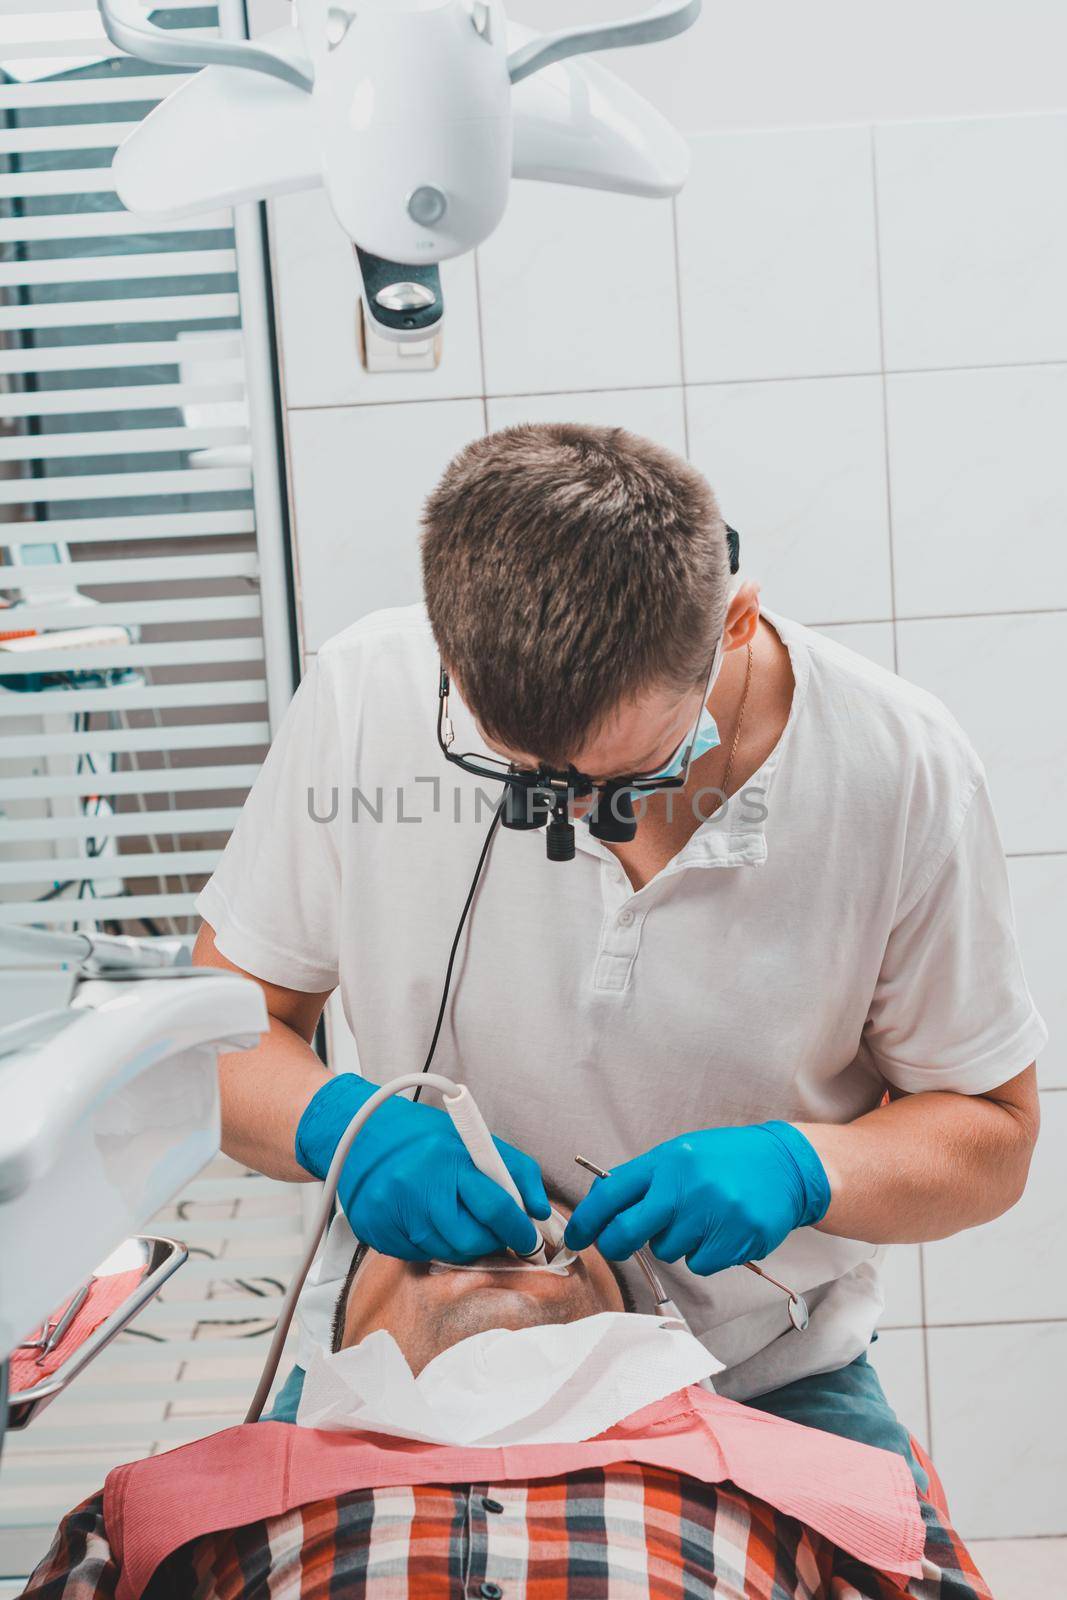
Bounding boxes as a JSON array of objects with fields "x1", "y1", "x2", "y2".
[{"x1": 339, "y1": 1205, "x2": 624, "y2": 1374}]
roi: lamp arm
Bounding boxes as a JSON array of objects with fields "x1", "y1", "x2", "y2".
[
  {"x1": 97, "y1": 0, "x2": 313, "y2": 92},
  {"x1": 507, "y1": 0, "x2": 701, "y2": 86}
]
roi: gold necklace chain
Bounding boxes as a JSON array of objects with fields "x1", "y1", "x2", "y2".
[{"x1": 719, "y1": 639, "x2": 754, "y2": 799}]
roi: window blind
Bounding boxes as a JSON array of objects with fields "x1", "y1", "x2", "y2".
[{"x1": 0, "y1": 3, "x2": 304, "y2": 1570}]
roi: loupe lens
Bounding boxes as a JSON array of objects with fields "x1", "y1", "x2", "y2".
[
  {"x1": 588, "y1": 783, "x2": 637, "y2": 844},
  {"x1": 502, "y1": 783, "x2": 552, "y2": 830}
]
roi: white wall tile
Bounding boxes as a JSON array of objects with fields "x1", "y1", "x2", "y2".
[
  {"x1": 888, "y1": 365, "x2": 1067, "y2": 617},
  {"x1": 1008, "y1": 855, "x2": 1067, "y2": 1089},
  {"x1": 815, "y1": 622, "x2": 896, "y2": 671},
  {"x1": 270, "y1": 190, "x2": 483, "y2": 409},
  {"x1": 923, "y1": 1092, "x2": 1066, "y2": 1325},
  {"x1": 486, "y1": 388, "x2": 687, "y2": 455},
  {"x1": 288, "y1": 400, "x2": 484, "y2": 651},
  {"x1": 686, "y1": 377, "x2": 891, "y2": 623},
  {"x1": 677, "y1": 127, "x2": 881, "y2": 384},
  {"x1": 878, "y1": 1245, "x2": 924, "y2": 1328},
  {"x1": 875, "y1": 114, "x2": 1067, "y2": 371},
  {"x1": 927, "y1": 1321, "x2": 1067, "y2": 1538},
  {"x1": 868, "y1": 1328, "x2": 929, "y2": 1448},
  {"x1": 968, "y1": 1539, "x2": 1067, "y2": 1600},
  {"x1": 477, "y1": 185, "x2": 680, "y2": 396},
  {"x1": 896, "y1": 612, "x2": 1067, "y2": 856},
  {"x1": 495, "y1": 0, "x2": 1067, "y2": 135}
]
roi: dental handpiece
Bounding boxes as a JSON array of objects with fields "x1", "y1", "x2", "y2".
[{"x1": 442, "y1": 1083, "x2": 551, "y2": 1265}]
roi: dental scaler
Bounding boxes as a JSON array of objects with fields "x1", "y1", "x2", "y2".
[{"x1": 440, "y1": 1083, "x2": 551, "y2": 1265}]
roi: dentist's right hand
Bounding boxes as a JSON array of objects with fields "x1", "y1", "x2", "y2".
[{"x1": 295, "y1": 1073, "x2": 551, "y2": 1261}]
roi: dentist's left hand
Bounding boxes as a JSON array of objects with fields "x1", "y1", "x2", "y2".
[
  {"x1": 563, "y1": 1122, "x2": 831, "y2": 1274},
  {"x1": 295, "y1": 1073, "x2": 551, "y2": 1262}
]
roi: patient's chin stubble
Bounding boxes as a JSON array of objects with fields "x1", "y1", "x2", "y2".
[{"x1": 405, "y1": 1280, "x2": 602, "y2": 1373}]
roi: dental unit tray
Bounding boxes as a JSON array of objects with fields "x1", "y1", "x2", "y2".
[
  {"x1": 6, "y1": 1235, "x2": 186, "y2": 1431},
  {"x1": 0, "y1": 924, "x2": 195, "y2": 1033}
]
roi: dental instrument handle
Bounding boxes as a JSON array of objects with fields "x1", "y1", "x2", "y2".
[
  {"x1": 442, "y1": 1084, "x2": 549, "y2": 1264},
  {"x1": 35, "y1": 1281, "x2": 89, "y2": 1364},
  {"x1": 743, "y1": 1261, "x2": 810, "y2": 1330}
]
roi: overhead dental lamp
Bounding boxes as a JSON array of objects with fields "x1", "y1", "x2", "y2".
[{"x1": 98, "y1": 0, "x2": 701, "y2": 341}]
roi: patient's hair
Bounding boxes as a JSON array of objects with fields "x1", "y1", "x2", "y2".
[
  {"x1": 421, "y1": 423, "x2": 730, "y2": 767},
  {"x1": 330, "y1": 1204, "x2": 637, "y2": 1353},
  {"x1": 331, "y1": 1240, "x2": 371, "y2": 1352}
]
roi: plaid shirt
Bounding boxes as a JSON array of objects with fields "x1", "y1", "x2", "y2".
[{"x1": 24, "y1": 1463, "x2": 990, "y2": 1600}]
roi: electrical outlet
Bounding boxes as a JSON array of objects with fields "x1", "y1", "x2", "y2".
[{"x1": 357, "y1": 300, "x2": 442, "y2": 373}]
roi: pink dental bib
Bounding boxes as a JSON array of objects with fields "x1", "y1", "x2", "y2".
[{"x1": 103, "y1": 1383, "x2": 924, "y2": 1599}]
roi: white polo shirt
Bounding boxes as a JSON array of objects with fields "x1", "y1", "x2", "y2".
[{"x1": 196, "y1": 604, "x2": 1046, "y2": 1400}]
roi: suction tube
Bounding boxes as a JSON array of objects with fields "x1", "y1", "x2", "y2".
[{"x1": 245, "y1": 1073, "x2": 551, "y2": 1422}]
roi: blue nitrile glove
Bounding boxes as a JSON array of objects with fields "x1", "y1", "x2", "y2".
[
  {"x1": 295, "y1": 1074, "x2": 551, "y2": 1262},
  {"x1": 564, "y1": 1122, "x2": 831, "y2": 1274}
]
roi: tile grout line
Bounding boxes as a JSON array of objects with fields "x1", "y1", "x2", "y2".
[
  {"x1": 867, "y1": 126, "x2": 900, "y2": 675},
  {"x1": 471, "y1": 247, "x2": 490, "y2": 435},
  {"x1": 281, "y1": 357, "x2": 1067, "y2": 413},
  {"x1": 969, "y1": 1535, "x2": 1067, "y2": 1545},
  {"x1": 892, "y1": 606, "x2": 1067, "y2": 622},
  {"x1": 691, "y1": 355, "x2": 1067, "y2": 380},
  {"x1": 788, "y1": 608, "x2": 1067, "y2": 625},
  {"x1": 669, "y1": 194, "x2": 691, "y2": 458},
  {"x1": 916, "y1": 1313, "x2": 1067, "y2": 1329}
]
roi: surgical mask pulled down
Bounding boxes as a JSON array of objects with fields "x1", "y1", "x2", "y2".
[
  {"x1": 574, "y1": 700, "x2": 721, "y2": 831},
  {"x1": 639, "y1": 702, "x2": 721, "y2": 784},
  {"x1": 628, "y1": 581, "x2": 747, "y2": 788},
  {"x1": 581, "y1": 582, "x2": 741, "y2": 817}
]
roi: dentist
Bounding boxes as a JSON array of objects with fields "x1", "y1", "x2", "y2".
[{"x1": 193, "y1": 423, "x2": 1044, "y2": 1466}]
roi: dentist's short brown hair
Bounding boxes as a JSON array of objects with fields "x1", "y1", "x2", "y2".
[{"x1": 420, "y1": 423, "x2": 729, "y2": 767}]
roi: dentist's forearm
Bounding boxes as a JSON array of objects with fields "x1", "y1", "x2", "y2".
[
  {"x1": 216, "y1": 1018, "x2": 330, "y2": 1180},
  {"x1": 794, "y1": 1064, "x2": 1039, "y2": 1244},
  {"x1": 193, "y1": 920, "x2": 332, "y2": 1181}
]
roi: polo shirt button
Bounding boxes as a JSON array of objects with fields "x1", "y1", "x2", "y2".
[
  {"x1": 481, "y1": 1496, "x2": 504, "y2": 1513},
  {"x1": 480, "y1": 1585, "x2": 503, "y2": 1599},
  {"x1": 618, "y1": 908, "x2": 634, "y2": 926}
]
